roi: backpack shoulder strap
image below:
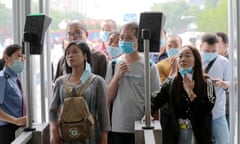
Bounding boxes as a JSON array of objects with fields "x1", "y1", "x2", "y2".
[
  {"x1": 62, "y1": 76, "x2": 72, "y2": 97},
  {"x1": 77, "y1": 74, "x2": 96, "y2": 96},
  {"x1": 205, "y1": 57, "x2": 217, "y2": 73},
  {"x1": 111, "y1": 60, "x2": 117, "y2": 76},
  {"x1": 62, "y1": 75, "x2": 96, "y2": 98}
]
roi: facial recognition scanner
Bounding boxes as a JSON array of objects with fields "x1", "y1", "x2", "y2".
[
  {"x1": 135, "y1": 12, "x2": 166, "y2": 144},
  {"x1": 22, "y1": 14, "x2": 51, "y2": 131},
  {"x1": 138, "y1": 12, "x2": 166, "y2": 52},
  {"x1": 23, "y1": 14, "x2": 52, "y2": 54},
  {"x1": 11, "y1": 13, "x2": 52, "y2": 144}
]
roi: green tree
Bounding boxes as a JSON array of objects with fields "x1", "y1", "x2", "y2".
[
  {"x1": 49, "y1": 9, "x2": 101, "y2": 32},
  {"x1": 0, "y1": 2, "x2": 12, "y2": 40},
  {"x1": 150, "y1": 0, "x2": 200, "y2": 34},
  {"x1": 50, "y1": 9, "x2": 86, "y2": 31},
  {"x1": 196, "y1": 0, "x2": 227, "y2": 33},
  {"x1": 205, "y1": 0, "x2": 220, "y2": 8}
]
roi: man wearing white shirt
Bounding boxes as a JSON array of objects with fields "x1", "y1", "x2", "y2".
[{"x1": 200, "y1": 33, "x2": 230, "y2": 144}]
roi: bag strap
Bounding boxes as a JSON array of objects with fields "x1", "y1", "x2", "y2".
[
  {"x1": 62, "y1": 74, "x2": 96, "y2": 98},
  {"x1": 206, "y1": 78, "x2": 215, "y2": 104},
  {"x1": 168, "y1": 78, "x2": 174, "y2": 97},
  {"x1": 205, "y1": 57, "x2": 217, "y2": 73},
  {"x1": 62, "y1": 77, "x2": 71, "y2": 97},
  {"x1": 111, "y1": 61, "x2": 116, "y2": 76},
  {"x1": 77, "y1": 75, "x2": 96, "y2": 96}
]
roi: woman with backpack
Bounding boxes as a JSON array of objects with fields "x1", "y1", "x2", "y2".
[
  {"x1": 49, "y1": 41, "x2": 110, "y2": 144},
  {"x1": 151, "y1": 45, "x2": 216, "y2": 144},
  {"x1": 0, "y1": 44, "x2": 26, "y2": 144}
]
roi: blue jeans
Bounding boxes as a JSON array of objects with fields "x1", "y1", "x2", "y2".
[
  {"x1": 212, "y1": 116, "x2": 230, "y2": 144},
  {"x1": 178, "y1": 128, "x2": 192, "y2": 144}
]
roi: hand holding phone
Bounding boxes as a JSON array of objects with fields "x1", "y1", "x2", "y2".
[{"x1": 211, "y1": 79, "x2": 218, "y2": 84}]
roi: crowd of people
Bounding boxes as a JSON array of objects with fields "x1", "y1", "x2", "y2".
[{"x1": 0, "y1": 18, "x2": 230, "y2": 144}]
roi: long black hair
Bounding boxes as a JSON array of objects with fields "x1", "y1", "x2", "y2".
[
  {"x1": 0, "y1": 44, "x2": 22, "y2": 70},
  {"x1": 172, "y1": 45, "x2": 206, "y2": 109},
  {"x1": 64, "y1": 41, "x2": 91, "y2": 73}
]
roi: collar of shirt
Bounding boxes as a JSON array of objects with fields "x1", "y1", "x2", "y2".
[{"x1": 3, "y1": 66, "x2": 18, "y2": 80}]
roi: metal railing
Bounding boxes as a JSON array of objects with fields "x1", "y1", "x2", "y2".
[{"x1": 11, "y1": 131, "x2": 32, "y2": 144}]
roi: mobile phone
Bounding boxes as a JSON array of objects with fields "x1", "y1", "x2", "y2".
[{"x1": 212, "y1": 79, "x2": 217, "y2": 84}]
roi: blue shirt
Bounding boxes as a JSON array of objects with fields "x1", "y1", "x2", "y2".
[
  {"x1": 150, "y1": 52, "x2": 168, "y2": 64},
  {"x1": 0, "y1": 67, "x2": 23, "y2": 126}
]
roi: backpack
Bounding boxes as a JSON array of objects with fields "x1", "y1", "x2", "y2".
[{"x1": 59, "y1": 75, "x2": 96, "y2": 141}]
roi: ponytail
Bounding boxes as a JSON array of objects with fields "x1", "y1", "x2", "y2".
[{"x1": 0, "y1": 59, "x2": 5, "y2": 70}]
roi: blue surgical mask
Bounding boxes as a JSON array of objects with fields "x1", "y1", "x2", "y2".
[
  {"x1": 119, "y1": 41, "x2": 135, "y2": 54},
  {"x1": 160, "y1": 38, "x2": 165, "y2": 48},
  {"x1": 167, "y1": 48, "x2": 179, "y2": 57},
  {"x1": 99, "y1": 31, "x2": 109, "y2": 42},
  {"x1": 80, "y1": 62, "x2": 91, "y2": 83},
  {"x1": 106, "y1": 46, "x2": 122, "y2": 58},
  {"x1": 202, "y1": 52, "x2": 218, "y2": 63},
  {"x1": 178, "y1": 67, "x2": 193, "y2": 77},
  {"x1": 10, "y1": 60, "x2": 24, "y2": 74}
]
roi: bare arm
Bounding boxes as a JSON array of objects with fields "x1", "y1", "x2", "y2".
[
  {"x1": 108, "y1": 62, "x2": 130, "y2": 109},
  {"x1": 214, "y1": 79, "x2": 229, "y2": 90},
  {"x1": 168, "y1": 57, "x2": 178, "y2": 77},
  {"x1": 98, "y1": 131, "x2": 108, "y2": 144},
  {"x1": 108, "y1": 74, "x2": 120, "y2": 109},
  {"x1": 0, "y1": 108, "x2": 26, "y2": 126},
  {"x1": 50, "y1": 121, "x2": 63, "y2": 144}
]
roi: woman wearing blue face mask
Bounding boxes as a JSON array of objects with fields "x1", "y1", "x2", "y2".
[
  {"x1": 0, "y1": 44, "x2": 26, "y2": 144},
  {"x1": 151, "y1": 45, "x2": 216, "y2": 144},
  {"x1": 49, "y1": 41, "x2": 110, "y2": 144}
]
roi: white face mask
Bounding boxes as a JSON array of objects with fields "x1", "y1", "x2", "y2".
[{"x1": 99, "y1": 31, "x2": 110, "y2": 42}]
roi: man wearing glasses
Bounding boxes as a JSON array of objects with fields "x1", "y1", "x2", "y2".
[{"x1": 54, "y1": 21, "x2": 107, "y2": 80}]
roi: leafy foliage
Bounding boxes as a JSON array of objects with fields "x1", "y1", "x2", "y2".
[
  {"x1": 50, "y1": 9, "x2": 86, "y2": 31},
  {"x1": 150, "y1": 0, "x2": 200, "y2": 34},
  {"x1": 150, "y1": 0, "x2": 227, "y2": 34},
  {"x1": 196, "y1": 0, "x2": 227, "y2": 33},
  {"x1": 0, "y1": 3, "x2": 11, "y2": 32}
]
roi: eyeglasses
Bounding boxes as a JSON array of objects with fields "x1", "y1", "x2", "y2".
[
  {"x1": 66, "y1": 30, "x2": 83, "y2": 38},
  {"x1": 119, "y1": 34, "x2": 135, "y2": 41}
]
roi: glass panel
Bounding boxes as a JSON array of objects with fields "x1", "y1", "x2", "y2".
[
  {"x1": 0, "y1": 1, "x2": 13, "y2": 56},
  {"x1": 30, "y1": 0, "x2": 45, "y2": 123},
  {"x1": 230, "y1": 1, "x2": 239, "y2": 144},
  {"x1": 3, "y1": 0, "x2": 233, "y2": 142}
]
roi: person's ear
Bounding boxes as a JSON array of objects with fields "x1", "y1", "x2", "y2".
[
  {"x1": 3, "y1": 54, "x2": 9, "y2": 64},
  {"x1": 133, "y1": 37, "x2": 138, "y2": 49},
  {"x1": 225, "y1": 43, "x2": 228, "y2": 48},
  {"x1": 84, "y1": 54, "x2": 87, "y2": 61},
  {"x1": 199, "y1": 43, "x2": 203, "y2": 50},
  {"x1": 85, "y1": 31, "x2": 89, "y2": 39}
]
